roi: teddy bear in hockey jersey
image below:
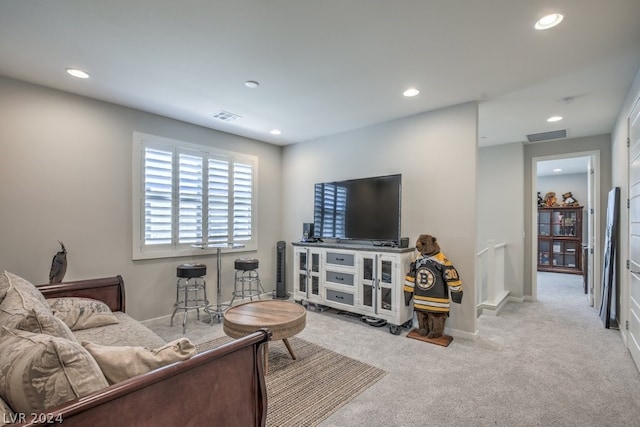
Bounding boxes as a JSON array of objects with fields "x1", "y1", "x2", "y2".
[{"x1": 404, "y1": 234, "x2": 463, "y2": 339}]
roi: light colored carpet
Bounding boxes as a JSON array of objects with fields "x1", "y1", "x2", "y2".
[
  {"x1": 197, "y1": 336, "x2": 386, "y2": 427},
  {"x1": 147, "y1": 273, "x2": 640, "y2": 426}
]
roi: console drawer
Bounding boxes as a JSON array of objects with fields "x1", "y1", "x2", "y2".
[
  {"x1": 326, "y1": 252, "x2": 355, "y2": 267},
  {"x1": 325, "y1": 270, "x2": 354, "y2": 286},
  {"x1": 326, "y1": 289, "x2": 354, "y2": 306}
]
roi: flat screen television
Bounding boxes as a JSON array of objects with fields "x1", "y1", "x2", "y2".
[{"x1": 313, "y1": 174, "x2": 401, "y2": 244}]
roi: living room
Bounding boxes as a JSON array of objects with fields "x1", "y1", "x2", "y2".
[{"x1": 2, "y1": 1, "x2": 640, "y2": 425}]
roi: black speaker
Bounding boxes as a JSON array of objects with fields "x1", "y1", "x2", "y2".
[
  {"x1": 400, "y1": 237, "x2": 410, "y2": 248},
  {"x1": 303, "y1": 223, "x2": 315, "y2": 240},
  {"x1": 275, "y1": 241, "x2": 288, "y2": 299}
]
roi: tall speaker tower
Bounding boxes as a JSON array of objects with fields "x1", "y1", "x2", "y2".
[{"x1": 275, "y1": 241, "x2": 288, "y2": 299}]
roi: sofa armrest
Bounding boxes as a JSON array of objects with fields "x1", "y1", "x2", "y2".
[
  {"x1": 36, "y1": 276, "x2": 125, "y2": 313},
  {"x1": 16, "y1": 329, "x2": 271, "y2": 426}
]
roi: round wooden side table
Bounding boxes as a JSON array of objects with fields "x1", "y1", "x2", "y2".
[{"x1": 223, "y1": 300, "x2": 306, "y2": 372}]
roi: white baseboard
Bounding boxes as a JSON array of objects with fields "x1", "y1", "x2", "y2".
[
  {"x1": 478, "y1": 291, "x2": 510, "y2": 316},
  {"x1": 140, "y1": 293, "x2": 273, "y2": 326},
  {"x1": 445, "y1": 327, "x2": 479, "y2": 341}
]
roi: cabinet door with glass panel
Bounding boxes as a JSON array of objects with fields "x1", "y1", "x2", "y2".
[
  {"x1": 356, "y1": 252, "x2": 400, "y2": 317},
  {"x1": 293, "y1": 247, "x2": 323, "y2": 302},
  {"x1": 357, "y1": 253, "x2": 377, "y2": 316}
]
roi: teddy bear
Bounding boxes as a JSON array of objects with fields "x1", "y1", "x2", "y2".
[
  {"x1": 544, "y1": 191, "x2": 559, "y2": 207},
  {"x1": 561, "y1": 191, "x2": 579, "y2": 207},
  {"x1": 404, "y1": 234, "x2": 463, "y2": 339},
  {"x1": 537, "y1": 192, "x2": 545, "y2": 207}
]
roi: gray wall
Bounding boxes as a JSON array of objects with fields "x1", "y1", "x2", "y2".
[
  {"x1": 282, "y1": 103, "x2": 479, "y2": 337},
  {"x1": 477, "y1": 142, "x2": 525, "y2": 298},
  {"x1": 537, "y1": 173, "x2": 588, "y2": 210},
  {"x1": 0, "y1": 76, "x2": 283, "y2": 321},
  {"x1": 524, "y1": 134, "x2": 612, "y2": 297}
]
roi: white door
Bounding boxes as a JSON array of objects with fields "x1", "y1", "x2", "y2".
[{"x1": 627, "y1": 97, "x2": 640, "y2": 370}]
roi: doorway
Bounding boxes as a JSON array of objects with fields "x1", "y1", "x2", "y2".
[{"x1": 531, "y1": 151, "x2": 600, "y2": 305}]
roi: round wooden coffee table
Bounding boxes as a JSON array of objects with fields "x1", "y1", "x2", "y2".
[{"x1": 223, "y1": 300, "x2": 306, "y2": 372}]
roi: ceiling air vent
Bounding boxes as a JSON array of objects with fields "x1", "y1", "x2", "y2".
[
  {"x1": 213, "y1": 110, "x2": 241, "y2": 122},
  {"x1": 526, "y1": 129, "x2": 567, "y2": 143}
]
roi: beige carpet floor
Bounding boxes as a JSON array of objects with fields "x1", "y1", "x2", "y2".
[{"x1": 147, "y1": 273, "x2": 640, "y2": 426}]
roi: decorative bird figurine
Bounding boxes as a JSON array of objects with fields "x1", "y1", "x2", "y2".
[{"x1": 49, "y1": 241, "x2": 67, "y2": 284}]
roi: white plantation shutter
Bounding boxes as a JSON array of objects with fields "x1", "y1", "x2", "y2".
[
  {"x1": 335, "y1": 185, "x2": 347, "y2": 237},
  {"x1": 233, "y1": 161, "x2": 253, "y2": 242},
  {"x1": 178, "y1": 152, "x2": 204, "y2": 244},
  {"x1": 134, "y1": 133, "x2": 256, "y2": 259},
  {"x1": 144, "y1": 148, "x2": 173, "y2": 245},
  {"x1": 313, "y1": 183, "x2": 347, "y2": 238},
  {"x1": 208, "y1": 157, "x2": 230, "y2": 244}
]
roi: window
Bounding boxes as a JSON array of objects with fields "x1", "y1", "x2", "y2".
[{"x1": 133, "y1": 132, "x2": 257, "y2": 259}]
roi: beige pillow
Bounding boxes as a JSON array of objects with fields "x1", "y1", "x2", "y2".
[
  {"x1": 0, "y1": 396, "x2": 15, "y2": 425},
  {"x1": 47, "y1": 297, "x2": 119, "y2": 331},
  {"x1": 0, "y1": 327, "x2": 108, "y2": 414},
  {"x1": 82, "y1": 338, "x2": 196, "y2": 385},
  {"x1": 0, "y1": 271, "x2": 8, "y2": 306},
  {"x1": 17, "y1": 306, "x2": 77, "y2": 342},
  {"x1": 0, "y1": 271, "x2": 53, "y2": 330}
]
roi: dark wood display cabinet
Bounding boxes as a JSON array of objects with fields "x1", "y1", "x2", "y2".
[{"x1": 537, "y1": 206, "x2": 583, "y2": 275}]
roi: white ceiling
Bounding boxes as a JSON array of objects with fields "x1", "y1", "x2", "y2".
[
  {"x1": 536, "y1": 156, "x2": 590, "y2": 176},
  {"x1": 0, "y1": 1, "x2": 639, "y2": 147}
]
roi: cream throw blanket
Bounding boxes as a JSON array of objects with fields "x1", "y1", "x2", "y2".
[{"x1": 82, "y1": 338, "x2": 196, "y2": 384}]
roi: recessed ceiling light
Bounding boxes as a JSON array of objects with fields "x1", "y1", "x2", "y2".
[
  {"x1": 270, "y1": 129, "x2": 282, "y2": 135},
  {"x1": 553, "y1": 168, "x2": 562, "y2": 173},
  {"x1": 547, "y1": 116, "x2": 563, "y2": 122},
  {"x1": 535, "y1": 13, "x2": 564, "y2": 30},
  {"x1": 403, "y1": 88, "x2": 420, "y2": 97},
  {"x1": 66, "y1": 68, "x2": 90, "y2": 79},
  {"x1": 245, "y1": 80, "x2": 259, "y2": 88}
]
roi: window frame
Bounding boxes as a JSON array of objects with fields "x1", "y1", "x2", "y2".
[{"x1": 132, "y1": 132, "x2": 258, "y2": 260}]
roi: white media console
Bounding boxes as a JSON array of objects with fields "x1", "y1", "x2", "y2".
[{"x1": 292, "y1": 241, "x2": 416, "y2": 334}]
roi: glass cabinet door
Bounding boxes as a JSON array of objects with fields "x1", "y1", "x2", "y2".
[
  {"x1": 359, "y1": 255, "x2": 375, "y2": 313},
  {"x1": 538, "y1": 240, "x2": 550, "y2": 266},
  {"x1": 297, "y1": 251, "x2": 307, "y2": 294},
  {"x1": 564, "y1": 241, "x2": 578, "y2": 268},
  {"x1": 538, "y1": 210, "x2": 551, "y2": 236},
  {"x1": 553, "y1": 210, "x2": 578, "y2": 237},
  {"x1": 309, "y1": 252, "x2": 321, "y2": 298},
  {"x1": 296, "y1": 249, "x2": 321, "y2": 299},
  {"x1": 377, "y1": 256, "x2": 395, "y2": 314}
]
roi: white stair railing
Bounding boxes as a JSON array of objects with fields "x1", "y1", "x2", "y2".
[{"x1": 476, "y1": 239, "x2": 509, "y2": 316}]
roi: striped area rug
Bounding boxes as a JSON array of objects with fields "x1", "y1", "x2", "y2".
[{"x1": 197, "y1": 336, "x2": 386, "y2": 427}]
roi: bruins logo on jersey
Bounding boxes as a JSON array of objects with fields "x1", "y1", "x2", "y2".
[{"x1": 416, "y1": 267, "x2": 436, "y2": 290}]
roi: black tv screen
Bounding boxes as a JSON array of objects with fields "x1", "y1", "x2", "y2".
[{"x1": 313, "y1": 174, "x2": 401, "y2": 243}]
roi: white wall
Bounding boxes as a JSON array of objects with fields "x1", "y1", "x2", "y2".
[
  {"x1": 477, "y1": 142, "x2": 524, "y2": 298},
  {"x1": 611, "y1": 66, "x2": 640, "y2": 345},
  {"x1": 282, "y1": 103, "x2": 479, "y2": 337},
  {"x1": 0, "y1": 76, "x2": 283, "y2": 321}
]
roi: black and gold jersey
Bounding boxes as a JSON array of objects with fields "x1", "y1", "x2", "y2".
[{"x1": 403, "y1": 252, "x2": 463, "y2": 313}]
